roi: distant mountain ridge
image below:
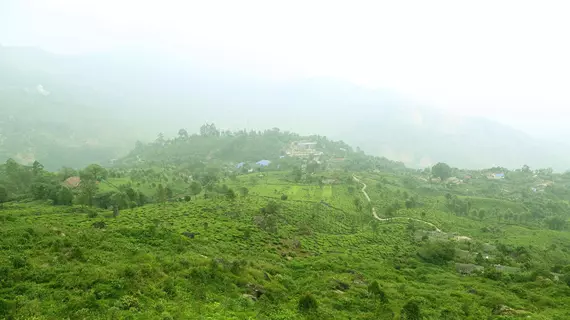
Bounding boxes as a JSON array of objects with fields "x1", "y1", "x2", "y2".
[{"x1": 1, "y1": 45, "x2": 568, "y2": 171}]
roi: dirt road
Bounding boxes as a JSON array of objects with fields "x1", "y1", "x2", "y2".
[{"x1": 353, "y1": 175, "x2": 442, "y2": 232}]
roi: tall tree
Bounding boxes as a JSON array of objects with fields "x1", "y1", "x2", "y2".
[
  {"x1": 57, "y1": 187, "x2": 74, "y2": 206},
  {"x1": 155, "y1": 132, "x2": 166, "y2": 145},
  {"x1": 5, "y1": 158, "x2": 24, "y2": 189},
  {"x1": 111, "y1": 191, "x2": 130, "y2": 209},
  {"x1": 32, "y1": 160, "x2": 44, "y2": 176},
  {"x1": 82, "y1": 164, "x2": 108, "y2": 182},
  {"x1": 178, "y1": 128, "x2": 189, "y2": 139},
  {"x1": 156, "y1": 184, "x2": 167, "y2": 203},
  {"x1": 200, "y1": 123, "x2": 220, "y2": 137},
  {"x1": 189, "y1": 181, "x2": 202, "y2": 199},
  {"x1": 78, "y1": 179, "x2": 98, "y2": 206},
  {"x1": 165, "y1": 186, "x2": 173, "y2": 199},
  {"x1": 432, "y1": 162, "x2": 452, "y2": 181}
]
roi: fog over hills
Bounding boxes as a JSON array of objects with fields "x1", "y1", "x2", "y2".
[{"x1": 1, "y1": 45, "x2": 568, "y2": 170}]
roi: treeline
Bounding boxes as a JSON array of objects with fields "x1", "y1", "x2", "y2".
[
  {"x1": 0, "y1": 159, "x2": 74, "y2": 206},
  {"x1": 0, "y1": 160, "x2": 147, "y2": 210},
  {"x1": 119, "y1": 123, "x2": 406, "y2": 172}
]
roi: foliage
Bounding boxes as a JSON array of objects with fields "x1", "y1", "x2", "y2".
[
  {"x1": 432, "y1": 162, "x2": 452, "y2": 181},
  {"x1": 298, "y1": 294, "x2": 318, "y2": 313},
  {"x1": 2, "y1": 125, "x2": 570, "y2": 319},
  {"x1": 417, "y1": 241, "x2": 456, "y2": 265},
  {"x1": 368, "y1": 280, "x2": 389, "y2": 303},
  {"x1": 0, "y1": 185, "x2": 7, "y2": 207},
  {"x1": 401, "y1": 300, "x2": 422, "y2": 320}
]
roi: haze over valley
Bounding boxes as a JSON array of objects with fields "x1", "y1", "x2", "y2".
[{"x1": 1, "y1": 45, "x2": 568, "y2": 171}]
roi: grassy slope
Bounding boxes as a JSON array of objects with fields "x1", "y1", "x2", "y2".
[{"x1": 2, "y1": 172, "x2": 570, "y2": 319}]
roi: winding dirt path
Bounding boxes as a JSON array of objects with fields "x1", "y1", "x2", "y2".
[{"x1": 353, "y1": 175, "x2": 442, "y2": 232}]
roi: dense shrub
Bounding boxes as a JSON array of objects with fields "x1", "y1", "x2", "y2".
[
  {"x1": 298, "y1": 293, "x2": 318, "y2": 313},
  {"x1": 417, "y1": 241, "x2": 456, "y2": 265}
]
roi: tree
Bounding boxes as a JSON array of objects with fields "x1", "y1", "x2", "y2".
[
  {"x1": 134, "y1": 140, "x2": 145, "y2": 151},
  {"x1": 111, "y1": 191, "x2": 130, "y2": 209},
  {"x1": 30, "y1": 182, "x2": 53, "y2": 200},
  {"x1": 292, "y1": 167, "x2": 303, "y2": 183},
  {"x1": 156, "y1": 184, "x2": 167, "y2": 203},
  {"x1": 475, "y1": 252, "x2": 486, "y2": 266},
  {"x1": 546, "y1": 216, "x2": 566, "y2": 231},
  {"x1": 478, "y1": 209, "x2": 486, "y2": 221},
  {"x1": 405, "y1": 198, "x2": 417, "y2": 209},
  {"x1": 58, "y1": 167, "x2": 78, "y2": 181},
  {"x1": 57, "y1": 187, "x2": 74, "y2": 206},
  {"x1": 354, "y1": 197, "x2": 363, "y2": 211},
  {"x1": 78, "y1": 179, "x2": 98, "y2": 206},
  {"x1": 265, "y1": 200, "x2": 280, "y2": 215},
  {"x1": 432, "y1": 162, "x2": 452, "y2": 181},
  {"x1": 165, "y1": 186, "x2": 173, "y2": 199},
  {"x1": 82, "y1": 164, "x2": 108, "y2": 182},
  {"x1": 258, "y1": 200, "x2": 280, "y2": 233},
  {"x1": 5, "y1": 158, "x2": 19, "y2": 180},
  {"x1": 32, "y1": 160, "x2": 44, "y2": 176},
  {"x1": 401, "y1": 300, "x2": 421, "y2": 320},
  {"x1": 200, "y1": 123, "x2": 220, "y2": 137},
  {"x1": 4, "y1": 159, "x2": 30, "y2": 192},
  {"x1": 189, "y1": 181, "x2": 202, "y2": 199},
  {"x1": 137, "y1": 192, "x2": 148, "y2": 206},
  {"x1": 155, "y1": 132, "x2": 165, "y2": 145},
  {"x1": 0, "y1": 185, "x2": 8, "y2": 207},
  {"x1": 418, "y1": 241, "x2": 456, "y2": 265},
  {"x1": 178, "y1": 128, "x2": 189, "y2": 139},
  {"x1": 239, "y1": 186, "x2": 249, "y2": 197}
]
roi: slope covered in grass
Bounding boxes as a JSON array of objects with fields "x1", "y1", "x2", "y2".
[{"x1": 2, "y1": 169, "x2": 570, "y2": 319}]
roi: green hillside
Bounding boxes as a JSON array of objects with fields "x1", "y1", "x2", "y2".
[{"x1": 2, "y1": 126, "x2": 570, "y2": 319}]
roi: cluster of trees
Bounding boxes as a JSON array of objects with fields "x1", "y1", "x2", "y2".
[
  {"x1": 0, "y1": 160, "x2": 150, "y2": 211},
  {"x1": 0, "y1": 159, "x2": 74, "y2": 205},
  {"x1": 257, "y1": 200, "x2": 281, "y2": 233},
  {"x1": 417, "y1": 241, "x2": 456, "y2": 265},
  {"x1": 444, "y1": 193, "x2": 471, "y2": 216},
  {"x1": 121, "y1": 124, "x2": 407, "y2": 174}
]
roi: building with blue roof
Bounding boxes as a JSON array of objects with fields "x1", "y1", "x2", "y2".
[{"x1": 256, "y1": 160, "x2": 271, "y2": 166}]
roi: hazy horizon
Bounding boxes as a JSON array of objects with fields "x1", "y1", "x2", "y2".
[{"x1": 2, "y1": 0, "x2": 570, "y2": 140}]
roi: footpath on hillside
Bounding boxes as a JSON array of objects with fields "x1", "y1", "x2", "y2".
[{"x1": 352, "y1": 175, "x2": 442, "y2": 232}]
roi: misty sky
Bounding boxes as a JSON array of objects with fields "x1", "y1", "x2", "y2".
[{"x1": 1, "y1": 0, "x2": 569, "y2": 139}]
